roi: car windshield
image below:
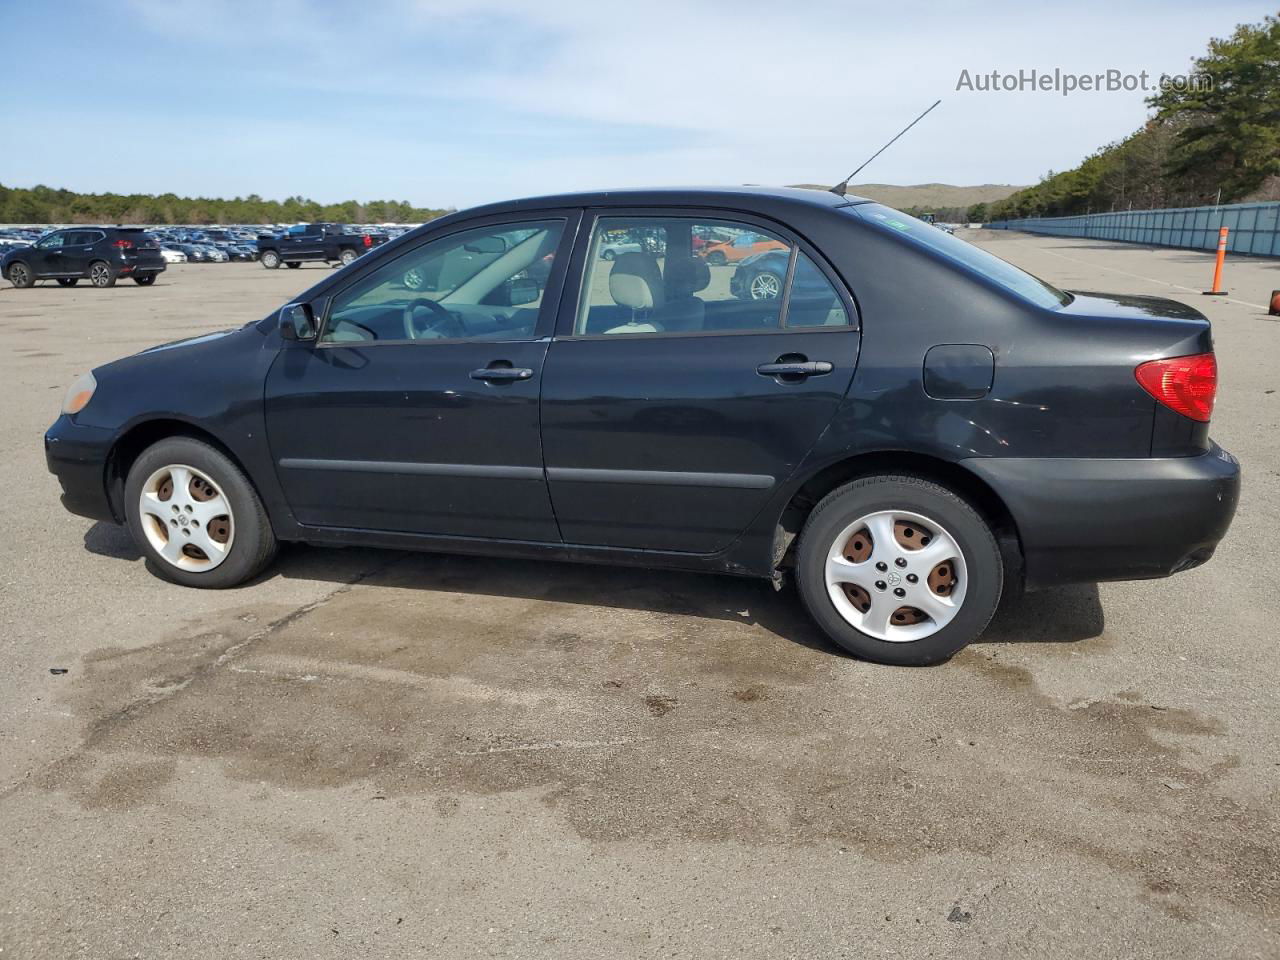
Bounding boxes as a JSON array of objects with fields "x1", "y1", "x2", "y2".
[{"x1": 847, "y1": 204, "x2": 1070, "y2": 308}]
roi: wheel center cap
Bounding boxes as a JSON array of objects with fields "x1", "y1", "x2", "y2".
[
  {"x1": 177, "y1": 513, "x2": 189, "y2": 527},
  {"x1": 886, "y1": 570, "x2": 902, "y2": 586}
]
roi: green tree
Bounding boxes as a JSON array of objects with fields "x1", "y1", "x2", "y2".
[{"x1": 1148, "y1": 15, "x2": 1280, "y2": 202}]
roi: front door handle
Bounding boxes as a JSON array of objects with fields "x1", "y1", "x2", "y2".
[
  {"x1": 756, "y1": 360, "x2": 833, "y2": 377},
  {"x1": 470, "y1": 365, "x2": 534, "y2": 382}
]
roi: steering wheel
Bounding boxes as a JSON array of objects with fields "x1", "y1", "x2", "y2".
[{"x1": 403, "y1": 297, "x2": 465, "y2": 339}]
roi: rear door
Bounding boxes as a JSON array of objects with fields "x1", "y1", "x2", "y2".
[
  {"x1": 65, "y1": 230, "x2": 103, "y2": 274},
  {"x1": 539, "y1": 210, "x2": 860, "y2": 553}
]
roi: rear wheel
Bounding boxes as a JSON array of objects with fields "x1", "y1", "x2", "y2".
[
  {"x1": 89, "y1": 261, "x2": 115, "y2": 287},
  {"x1": 286, "y1": 261, "x2": 301, "y2": 269},
  {"x1": 795, "y1": 475, "x2": 1003, "y2": 665},
  {"x1": 707, "y1": 251, "x2": 727, "y2": 266},
  {"x1": 124, "y1": 437, "x2": 278, "y2": 588},
  {"x1": 260, "y1": 250, "x2": 281, "y2": 269},
  {"x1": 57, "y1": 277, "x2": 79, "y2": 287},
  {"x1": 339, "y1": 248, "x2": 358, "y2": 266},
  {"x1": 133, "y1": 274, "x2": 156, "y2": 286},
  {"x1": 7, "y1": 262, "x2": 34, "y2": 288}
]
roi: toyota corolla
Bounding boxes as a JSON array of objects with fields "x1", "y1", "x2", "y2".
[{"x1": 44, "y1": 187, "x2": 1240, "y2": 665}]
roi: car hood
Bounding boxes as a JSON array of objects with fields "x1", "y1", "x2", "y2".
[{"x1": 138, "y1": 328, "x2": 239, "y2": 356}]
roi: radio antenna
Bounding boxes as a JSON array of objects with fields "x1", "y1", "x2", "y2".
[{"x1": 830, "y1": 99, "x2": 942, "y2": 197}]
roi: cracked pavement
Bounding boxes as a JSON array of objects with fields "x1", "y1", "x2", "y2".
[{"x1": 0, "y1": 243, "x2": 1277, "y2": 958}]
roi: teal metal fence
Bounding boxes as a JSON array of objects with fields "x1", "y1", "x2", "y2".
[{"x1": 986, "y1": 202, "x2": 1280, "y2": 257}]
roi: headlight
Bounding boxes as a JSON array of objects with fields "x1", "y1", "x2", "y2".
[{"x1": 62, "y1": 371, "x2": 97, "y2": 415}]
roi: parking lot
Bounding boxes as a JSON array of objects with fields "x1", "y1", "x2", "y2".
[{"x1": 1, "y1": 237, "x2": 1277, "y2": 957}]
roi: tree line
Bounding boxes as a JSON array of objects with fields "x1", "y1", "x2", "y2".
[
  {"x1": 0, "y1": 183, "x2": 453, "y2": 225},
  {"x1": 987, "y1": 14, "x2": 1280, "y2": 222}
]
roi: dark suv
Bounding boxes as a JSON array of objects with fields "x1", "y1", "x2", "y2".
[
  {"x1": 42, "y1": 187, "x2": 1239, "y2": 665},
  {"x1": 2, "y1": 227, "x2": 166, "y2": 288}
]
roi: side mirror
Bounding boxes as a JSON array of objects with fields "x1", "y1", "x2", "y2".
[{"x1": 279, "y1": 302, "x2": 317, "y2": 340}]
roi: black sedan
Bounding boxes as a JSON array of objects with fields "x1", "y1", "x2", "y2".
[{"x1": 43, "y1": 187, "x2": 1239, "y2": 665}]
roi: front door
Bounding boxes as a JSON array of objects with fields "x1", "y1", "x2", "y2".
[
  {"x1": 29, "y1": 231, "x2": 67, "y2": 277},
  {"x1": 540, "y1": 212, "x2": 860, "y2": 554},
  {"x1": 264, "y1": 213, "x2": 579, "y2": 540}
]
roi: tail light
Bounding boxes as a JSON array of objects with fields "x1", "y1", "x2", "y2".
[
  {"x1": 363, "y1": 234, "x2": 372, "y2": 248},
  {"x1": 1135, "y1": 352, "x2": 1217, "y2": 422},
  {"x1": 113, "y1": 239, "x2": 134, "y2": 249}
]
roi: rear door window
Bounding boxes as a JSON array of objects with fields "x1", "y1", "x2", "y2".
[{"x1": 573, "y1": 217, "x2": 851, "y2": 335}]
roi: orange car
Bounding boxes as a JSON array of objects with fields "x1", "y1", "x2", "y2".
[{"x1": 699, "y1": 233, "x2": 788, "y2": 265}]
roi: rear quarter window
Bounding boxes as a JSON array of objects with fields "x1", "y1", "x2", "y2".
[{"x1": 848, "y1": 204, "x2": 1069, "y2": 309}]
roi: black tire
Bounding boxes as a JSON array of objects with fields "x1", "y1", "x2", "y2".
[
  {"x1": 7, "y1": 262, "x2": 34, "y2": 288},
  {"x1": 260, "y1": 250, "x2": 281, "y2": 269},
  {"x1": 89, "y1": 261, "x2": 116, "y2": 287},
  {"x1": 707, "y1": 251, "x2": 727, "y2": 266},
  {"x1": 57, "y1": 277, "x2": 79, "y2": 287},
  {"x1": 286, "y1": 261, "x2": 301, "y2": 269},
  {"x1": 133, "y1": 274, "x2": 156, "y2": 286},
  {"x1": 124, "y1": 436, "x2": 278, "y2": 589},
  {"x1": 795, "y1": 475, "x2": 1003, "y2": 666},
  {"x1": 339, "y1": 248, "x2": 358, "y2": 266}
]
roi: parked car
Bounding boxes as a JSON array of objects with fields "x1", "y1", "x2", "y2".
[
  {"x1": 3, "y1": 227, "x2": 166, "y2": 288},
  {"x1": 729, "y1": 249, "x2": 788, "y2": 301},
  {"x1": 256, "y1": 223, "x2": 385, "y2": 269},
  {"x1": 172, "y1": 243, "x2": 206, "y2": 262},
  {"x1": 159, "y1": 245, "x2": 188, "y2": 264},
  {"x1": 195, "y1": 244, "x2": 229, "y2": 263},
  {"x1": 598, "y1": 237, "x2": 641, "y2": 261},
  {"x1": 43, "y1": 187, "x2": 1239, "y2": 666},
  {"x1": 699, "y1": 231, "x2": 788, "y2": 265}
]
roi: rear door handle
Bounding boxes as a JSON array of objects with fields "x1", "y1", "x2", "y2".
[
  {"x1": 756, "y1": 361, "x2": 833, "y2": 377},
  {"x1": 470, "y1": 366, "x2": 534, "y2": 382}
]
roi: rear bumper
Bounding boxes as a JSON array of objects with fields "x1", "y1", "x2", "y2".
[
  {"x1": 964, "y1": 442, "x2": 1240, "y2": 589},
  {"x1": 45, "y1": 416, "x2": 118, "y2": 523}
]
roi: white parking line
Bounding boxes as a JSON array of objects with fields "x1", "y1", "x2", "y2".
[{"x1": 1031, "y1": 243, "x2": 1269, "y2": 311}]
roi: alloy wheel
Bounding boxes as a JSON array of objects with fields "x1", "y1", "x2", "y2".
[
  {"x1": 749, "y1": 271, "x2": 781, "y2": 300},
  {"x1": 9, "y1": 264, "x2": 30, "y2": 287},
  {"x1": 137, "y1": 464, "x2": 235, "y2": 572},
  {"x1": 90, "y1": 263, "x2": 112, "y2": 287},
  {"x1": 824, "y1": 509, "x2": 967, "y2": 642}
]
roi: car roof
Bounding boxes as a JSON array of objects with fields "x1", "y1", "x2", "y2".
[{"x1": 460, "y1": 184, "x2": 870, "y2": 218}]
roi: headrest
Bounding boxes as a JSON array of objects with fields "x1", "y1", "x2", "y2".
[
  {"x1": 663, "y1": 257, "x2": 711, "y2": 298},
  {"x1": 609, "y1": 253, "x2": 664, "y2": 310}
]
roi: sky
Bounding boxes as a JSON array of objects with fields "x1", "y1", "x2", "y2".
[{"x1": 1, "y1": 0, "x2": 1273, "y2": 209}]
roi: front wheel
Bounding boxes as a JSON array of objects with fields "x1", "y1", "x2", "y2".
[
  {"x1": 260, "y1": 250, "x2": 281, "y2": 269},
  {"x1": 748, "y1": 270, "x2": 782, "y2": 300},
  {"x1": 285, "y1": 261, "x2": 301, "y2": 269},
  {"x1": 7, "y1": 263, "x2": 35, "y2": 288},
  {"x1": 795, "y1": 475, "x2": 1003, "y2": 665},
  {"x1": 57, "y1": 277, "x2": 79, "y2": 287},
  {"x1": 133, "y1": 274, "x2": 156, "y2": 286},
  {"x1": 124, "y1": 436, "x2": 278, "y2": 588},
  {"x1": 89, "y1": 261, "x2": 116, "y2": 287}
]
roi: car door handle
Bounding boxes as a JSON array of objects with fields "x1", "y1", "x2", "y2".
[
  {"x1": 470, "y1": 366, "x2": 534, "y2": 382},
  {"x1": 756, "y1": 360, "x2": 833, "y2": 377}
]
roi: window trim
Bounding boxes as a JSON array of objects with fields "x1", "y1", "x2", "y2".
[
  {"x1": 312, "y1": 210, "x2": 581, "y2": 349},
  {"x1": 555, "y1": 207, "x2": 858, "y2": 340}
]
